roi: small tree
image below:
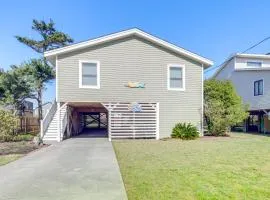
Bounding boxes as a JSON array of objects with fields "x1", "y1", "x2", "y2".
[
  {"x1": 204, "y1": 79, "x2": 248, "y2": 136},
  {"x1": 23, "y1": 58, "x2": 55, "y2": 121},
  {"x1": 0, "y1": 110, "x2": 19, "y2": 141},
  {"x1": 0, "y1": 67, "x2": 34, "y2": 115}
]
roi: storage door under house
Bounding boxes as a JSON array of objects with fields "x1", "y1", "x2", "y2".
[{"x1": 102, "y1": 102, "x2": 159, "y2": 140}]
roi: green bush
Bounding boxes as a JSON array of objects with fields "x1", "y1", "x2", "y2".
[
  {"x1": 0, "y1": 134, "x2": 34, "y2": 142},
  {"x1": 171, "y1": 123, "x2": 199, "y2": 140},
  {"x1": 204, "y1": 79, "x2": 248, "y2": 136},
  {"x1": 0, "y1": 110, "x2": 18, "y2": 137}
]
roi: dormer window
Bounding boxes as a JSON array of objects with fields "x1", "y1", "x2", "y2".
[{"x1": 247, "y1": 61, "x2": 262, "y2": 68}]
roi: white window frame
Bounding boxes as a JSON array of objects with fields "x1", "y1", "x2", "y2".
[
  {"x1": 167, "y1": 64, "x2": 185, "y2": 91},
  {"x1": 79, "y1": 60, "x2": 100, "y2": 89}
]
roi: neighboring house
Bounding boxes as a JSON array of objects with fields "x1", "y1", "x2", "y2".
[
  {"x1": 42, "y1": 28, "x2": 213, "y2": 142},
  {"x1": 213, "y1": 53, "x2": 270, "y2": 133},
  {"x1": 0, "y1": 101, "x2": 33, "y2": 117},
  {"x1": 33, "y1": 102, "x2": 52, "y2": 117}
]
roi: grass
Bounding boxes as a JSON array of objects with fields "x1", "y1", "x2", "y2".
[
  {"x1": 113, "y1": 133, "x2": 270, "y2": 200},
  {"x1": 0, "y1": 141, "x2": 44, "y2": 166},
  {"x1": 0, "y1": 154, "x2": 23, "y2": 165}
]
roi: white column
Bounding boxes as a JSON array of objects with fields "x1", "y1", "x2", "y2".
[
  {"x1": 108, "y1": 109, "x2": 112, "y2": 141},
  {"x1": 57, "y1": 102, "x2": 61, "y2": 142},
  {"x1": 156, "y1": 103, "x2": 160, "y2": 140}
]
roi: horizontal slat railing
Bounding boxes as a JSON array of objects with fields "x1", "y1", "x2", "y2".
[{"x1": 102, "y1": 102, "x2": 158, "y2": 140}]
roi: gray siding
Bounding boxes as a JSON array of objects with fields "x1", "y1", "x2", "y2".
[
  {"x1": 216, "y1": 61, "x2": 270, "y2": 111},
  {"x1": 57, "y1": 36, "x2": 203, "y2": 138}
]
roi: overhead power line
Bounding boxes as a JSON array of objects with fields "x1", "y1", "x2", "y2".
[
  {"x1": 241, "y1": 36, "x2": 270, "y2": 53},
  {"x1": 205, "y1": 36, "x2": 270, "y2": 74}
]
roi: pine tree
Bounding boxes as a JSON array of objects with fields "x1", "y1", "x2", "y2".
[{"x1": 15, "y1": 19, "x2": 73, "y2": 120}]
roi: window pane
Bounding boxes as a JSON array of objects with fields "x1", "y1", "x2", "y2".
[
  {"x1": 170, "y1": 79, "x2": 182, "y2": 88},
  {"x1": 169, "y1": 67, "x2": 183, "y2": 88},
  {"x1": 247, "y1": 61, "x2": 262, "y2": 67},
  {"x1": 82, "y1": 75, "x2": 97, "y2": 86},
  {"x1": 170, "y1": 67, "x2": 182, "y2": 79},
  {"x1": 259, "y1": 80, "x2": 263, "y2": 95},
  {"x1": 82, "y1": 62, "x2": 97, "y2": 86},
  {"x1": 254, "y1": 81, "x2": 258, "y2": 95},
  {"x1": 82, "y1": 63, "x2": 97, "y2": 75}
]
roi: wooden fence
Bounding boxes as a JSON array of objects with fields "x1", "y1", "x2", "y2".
[{"x1": 18, "y1": 117, "x2": 40, "y2": 133}]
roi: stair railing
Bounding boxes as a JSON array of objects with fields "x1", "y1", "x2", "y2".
[{"x1": 40, "y1": 100, "x2": 57, "y2": 138}]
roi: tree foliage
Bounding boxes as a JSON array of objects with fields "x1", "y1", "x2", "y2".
[
  {"x1": 204, "y1": 79, "x2": 248, "y2": 136},
  {"x1": 0, "y1": 67, "x2": 34, "y2": 114},
  {"x1": 15, "y1": 19, "x2": 73, "y2": 121},
  {"x1": 23, "y1": 58, "x2": 55, "y2": 120},
  {"x1": 15, "y1": 19, "x2": 73, "y2": 53},
  {"x1": 0, "y1": 110, "x2": 18, "y2": 139}
]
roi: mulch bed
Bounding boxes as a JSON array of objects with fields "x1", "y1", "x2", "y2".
[{"x1": 0, "y1": 141, "x2": 48, "y2": 155}]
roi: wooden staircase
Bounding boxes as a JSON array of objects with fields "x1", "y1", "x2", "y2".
[{"x1": 41, "y1": 102, "x2": 68, "y2": 142}]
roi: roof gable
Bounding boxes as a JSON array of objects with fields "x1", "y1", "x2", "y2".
[
  {"x1": 213, "y1": 53, "x2": 270, "y2": 78},
  {"x1": 44, "y1": 28, "x2": 213, "y2": 67}
]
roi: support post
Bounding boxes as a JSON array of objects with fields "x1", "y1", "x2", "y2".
[
  {"x1": 156, "y1": 103, "x2": 160, "y2": 140},
  {"x1": 57, "y1": 102, "x2": 61, "y2": 142}
]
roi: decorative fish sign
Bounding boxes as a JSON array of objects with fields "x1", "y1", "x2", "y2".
[{"x1": 125, "y1": 81, "x2": 145, "y2": 88}]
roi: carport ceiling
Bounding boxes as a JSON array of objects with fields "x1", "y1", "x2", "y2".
[{"x1": 68, "y1": 102, "x2": 105, "y2": 108}]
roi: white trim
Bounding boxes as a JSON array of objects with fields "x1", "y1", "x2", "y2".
[
  {"x1": 201, "y1": 64, "x2": 204, "y2": 136},
  {"x1": 79, "y1": 60, "x2": 100, "y2": 89},
  {"x1": 57, "y1": 102, "x2": 61, "y2": 142},
  {"x1": 44, "y1": 28, "x2": 213, "y2": 67},
  {"x1": 237, "y1": 53, "x2": 270, "y2": 59},
  {"x1": 167, "y1": 64, "x2": 185, "y2": 91},
  {"x1": 156, "y1": 103, "x2": 160, "y2": 140},
  {"x1": 55, "y1": 55, "x2": 59, "y2": 102}
]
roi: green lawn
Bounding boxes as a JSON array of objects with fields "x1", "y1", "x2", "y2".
[
  {"x1": 0, "y1": 154, "x2": 23, "y2": 166},
  {"x1": 113, "y1": 133, "x2": 270, "y2": 200}
]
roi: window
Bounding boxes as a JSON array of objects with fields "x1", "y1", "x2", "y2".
[
  {"x1": 167, "y1": 64, "x2": 185, "y2": 91},
  {"x1": 254, "y1": 79, "x2": 263, "y2": 96},
  {"x1": 79, "y1": 60, "x2": 100, "y2": 89},
  {"x1": 247, "y1": 61, "x2": 262, "y2": 68}
]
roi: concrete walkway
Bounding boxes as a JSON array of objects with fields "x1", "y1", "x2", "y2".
[{"x1": 0, "y1": 136, "x2": 127, "y2": 200}]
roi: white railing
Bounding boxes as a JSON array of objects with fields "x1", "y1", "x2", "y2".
[
  {"x1": 40, "y1": 100, "x2": 57, "y2": 138},
  {"x1": 59, "y1": 106, "x2": 68, "y2": 139}
]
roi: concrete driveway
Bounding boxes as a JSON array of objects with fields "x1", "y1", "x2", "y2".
[{"x1": 0, "y1": 136, "x2": 127, "y2": 200}]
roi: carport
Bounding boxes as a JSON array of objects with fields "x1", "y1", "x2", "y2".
[
  {"x1": 64, "y1": 102, "x2": 108, "y2": 139},
  {"x1": 63, "y1": 102, "x2": 159, "y2": 141}
]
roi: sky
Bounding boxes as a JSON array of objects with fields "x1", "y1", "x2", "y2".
[{"x1": 1, "y1": 0, "x2": 270, "y2": 106}]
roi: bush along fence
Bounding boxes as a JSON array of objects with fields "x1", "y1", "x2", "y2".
[{"x1": 0, "y1": 110, "x2": 39, "y2": 142}]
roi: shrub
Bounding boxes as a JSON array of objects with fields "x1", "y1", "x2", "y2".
[
  {"x1": 0, "y1": 110, "x2": 18, "y2": 138},
  {"x1": 0, "y1": 134, "x2": 34, "y2": 142},
  {"x1": 204, "y1": 79, "x2": 248, "y2": 136},
  {"x1": 171, "y1": 123, "x2": 199, "y2": 140}
]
